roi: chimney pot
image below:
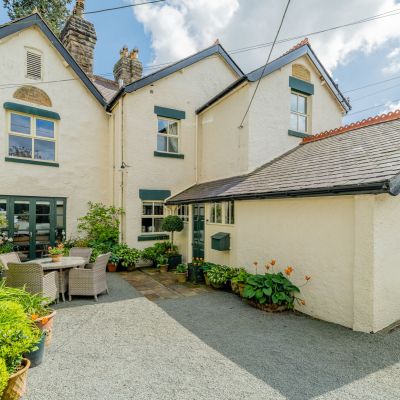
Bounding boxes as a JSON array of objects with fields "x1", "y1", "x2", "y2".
[{"x1": 113, "y1": 47, "x2": 143, "y2": 85}]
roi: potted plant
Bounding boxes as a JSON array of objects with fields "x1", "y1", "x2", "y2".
[
  {"x1": 107, "y1": 252, "x2": 119, "y2": 272},
  {"x1": 115, "y1": 244, "x2": 141, "y2": 272},
  {"x1": 161, "y1": 217, "x2": 184, "y2": 269},
  {"x1": 0, "y1": 301, "x2": 41, "y2": 400},
  {"x1": 0, "y1": 359, "x2": 8, "y2": 399},
  {"x1": 157, "y1": 255, "x2": 169, "y2": 273},
  {"x1": 175, "y1": 263, "x2": 188, "y2": 283},
  {"x1": 47, "y1": 243, "x2": 64, "y2": 262},
  {"x1": 206, "y1": 264, "x2": 232, "y2": 289},
  {"x1": 187, "y1": 258, "x2": 206, "y2": 284}
]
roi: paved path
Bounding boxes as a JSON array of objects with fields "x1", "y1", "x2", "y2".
[{"x1": 26, "y1": 273, "x2": 400, "y2": 400}]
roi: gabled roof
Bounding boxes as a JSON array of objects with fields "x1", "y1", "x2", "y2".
[
  {"x1": 107, "y1": 43, "x2": 244, "y2": 109},
  {"x1": 196, "y1": 39, "x2": 351, "y2": 114},
  {"x1": 0, "y1": 13, "x2": 107, "y2": 107},
  {"x1": 166, "y1": 110, "x2": 400, "y2": 204},
  {"x1": 92, "y1": 75, "x2": 119, "y2": 102}
]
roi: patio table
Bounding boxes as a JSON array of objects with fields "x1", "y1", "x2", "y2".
[{"x1": 31, "y1": 257, "x2": 86, "y2": 302}]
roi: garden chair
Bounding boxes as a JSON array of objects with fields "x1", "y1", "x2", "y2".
[
  {"x1": 68, "y1": 253, "x2": 111, "y2": 301},
  {"x1": 69, "y1": 247, "x2": 93, "y2": 267},
  {"x1": 6, "y1": 262, "x2": 58, "y2": 303},
  {"x1": 0, "y1": 252, "x2": 21, "y2": 271}
]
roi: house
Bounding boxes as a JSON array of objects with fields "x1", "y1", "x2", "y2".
[{"x1": 1, "y1": 1, "x2": 399, "y2": 332}]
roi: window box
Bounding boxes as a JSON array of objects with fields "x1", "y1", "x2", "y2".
[
  {"x1": 137, "y1": 234, "x2": 169, "y2": 242},
  {"x1": 211, "y1": 232, "x2": 230, "y2": 251}
]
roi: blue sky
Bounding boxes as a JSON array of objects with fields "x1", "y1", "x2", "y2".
[{"x1": 1, "y1": 0, "x2": 400, "y2": 125}]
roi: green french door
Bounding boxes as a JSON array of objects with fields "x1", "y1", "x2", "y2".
[
  {"x1": 192, "y1": 203, "x2": 205, "y2": 259},
  {"x1": 0, "y1": 196, "x2": 66, "y2": 260}
]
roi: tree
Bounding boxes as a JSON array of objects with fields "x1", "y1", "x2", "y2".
[
  {"x1": 161, "y1": 215, "x2": 184, "y2": 247},
  {"x1": 3, "y1": 0, "x2": 73, "y2": 35}
]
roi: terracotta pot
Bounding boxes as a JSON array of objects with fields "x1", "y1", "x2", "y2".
[
  {"x1": 175, "y1": 272, "x2": 187, "y2": 284},
  {"x1": 246, "y1": 299, "x2": 287, "y2": 313},
  {"x1": 159, "y1": 264, "x2": 168, "y2": 273},
  {"x1": 50, "y1": 254, "x2": 63, "y2": 263},
  {"x1": 34, "y1": 311, "x2": 56, "y2": 347},
  {"x1": 1, "y1": 359, "x2": 30, "y2": 400},
  {"x1": 107, "y1": 263, "x2": 117, "y2": 272},
  {"x1": 238, "y1": 283, "x2": 246, "y2": 297}
]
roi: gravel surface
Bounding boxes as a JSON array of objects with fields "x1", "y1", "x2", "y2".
[{"x1": 26, "y1": 274, "x2": 400, "y2": 400}]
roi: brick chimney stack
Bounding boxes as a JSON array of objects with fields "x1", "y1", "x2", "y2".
[
  {"x1": 113, "y1": 47, "x2": 143, "y2": 86},
  {"x1": 60, "y1": 0, "x2": 97, "y2": 76}
]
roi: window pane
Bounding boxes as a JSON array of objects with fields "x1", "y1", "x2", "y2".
[
  {"x1": 0, "y1": 199, "x2": 7, "y2": 234},
  {"x1": 157, "y1": 135, "x2": 167, "y2": 152},
  {"x1": 158, "y1": 119, "x2": 168, "y2": 134},
  {"x1": 298, "y1": 116, "x2": 307, "y2": 133},
  {"x1": 168, "y1": 121, "x2": 178, "y2": 136},
  {"x1": 168, "y1": 137, "x2": 179, "y2": 153},
  {"x1": 9, "y1": 135, "x2": 32, "y2": 158},
  {"x1": 142, "y1": 217, "x2": 153, "y2": 232},
  {"x1": 11, "y1": 113, "x2": 31, "y2": 134},
  {"x1": 153, "y1": 203, "x2": 164, "y2": 216},
  {"x1": 36, "y1": 119, "x2": 54, "y2": 138},
  {"x1": 142, "y1": 203, "x2": 153, "y2": 216},
  {"x1": 56, "y1": 201, "x2": 65, "y2": 228},
  {"x1": 34, "y1": 139, "x2": 55, "y2": 161},
  {"x1": 154, "y1": 218, "x2": 163, "y2": 232},
  {"x1": 216, "y1": 204, "x2": 222, "y2": 223},
  {"x1": 298, "y1": 96, "x2": 306, "y2": 114},
  {"x1": 290, "y1": 94, "x2": 298, "y2": 112},
  {"x1": 36, "y1": 201, "x2": 50, "y2": 215},
  {"x1": 290, "y1": 114, "x2": 298, "y2": 131}
]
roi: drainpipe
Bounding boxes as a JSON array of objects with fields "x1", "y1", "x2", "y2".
[
  {"x1": 195, "y1": 113, "x2": 199, "y2": 183},
  {"x1": 120, "y1": 95, "x2": 126, "y2": 242}
]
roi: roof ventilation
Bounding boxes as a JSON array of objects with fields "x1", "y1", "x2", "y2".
[{"x1": 26, "y1": 50, "x2": 42, "y2": 80}]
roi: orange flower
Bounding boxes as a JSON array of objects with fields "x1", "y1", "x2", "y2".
[
  {"x1": 41, "y1": 317, "x2": 49, "y2": 325},
  {"x1": 300, "y1": 300, "x2": 306, "y2": 306},
  {"x1": 271, "y1": 259, "x2": 276, "y2": 266},
  {"x1": 265, "y1": 264, "x2": 270, "y2": 270},
  {"x1": 305, "y1": 275, "x2": 311, "y2": 281},
  {"x1": 284, "y1": 266, "x2": 294, "y2": 276},
  {"x1": 31, "y1": 314, "x2": 39, "y2": 321}
]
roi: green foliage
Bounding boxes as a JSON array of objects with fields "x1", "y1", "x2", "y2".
[
  {"x1": 3, "y1": 0, "x2": 73, "y2": 35},
  {"x1": 231, "y1": 269, "x2": 251, "y2": 284},
  {"x1": 77, "y1": 202, "x2": 123, "y2": 248},
  {"x1": 113, "y1": 244, "x2": 140, "y2": 268},
  {"x1": 0, "y1": 282, "x2": 52, "y2": 318},
  {"x1": 0, "y1": 301, "x2": 41, "y2": 374},
  {"x1": 0, "y1": 231, "x2": 14, "y2": 263},
  {"x1": 156, "y1": 255, "x2": 168, "y2": 266},
  {"x1": 243, "y1": 273, "x2": 300, "y2": 309},
  {"x1": 176, "y1": 263, "x2": 187, "y2": 273},
  {"x1": 0, "y1": 358, "x2": 8, "y2": 398},
  {"x1": 160, "y1": 216, "x2": 184, "y2": 246},
  {"x1": 0, "y1": 215, "x2": 7, "y2": 228},
  {"x1": 206, "y1": 265, "x2": 234, "y2": 286},
  {"x1": 141, "y1": 241, "x2": 177, "y2": 263}
]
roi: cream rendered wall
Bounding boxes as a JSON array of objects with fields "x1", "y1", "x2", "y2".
[
  {"x1": 247, "y1": 56, "x2": 344, "y2": 171},
  {"x1": 0, "y1": 27, "x2": 111, "y2": 235},
  {"x1": 112, "y1": 55, "x2": 238, "y2": 250}
]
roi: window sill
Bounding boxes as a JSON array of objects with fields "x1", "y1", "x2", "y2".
[
  {"x1": 138, "y1": 234, "x2": 169, "y2": 242},
  {"x1": 5, "y1": 157, "x2": 59, "y2": 167},
  {"x1": 288, "y1": 130, "x2": 311, "y2": 139},
  {"x1": 154, "y1": 151, "x2": 184, "y2": 159}
]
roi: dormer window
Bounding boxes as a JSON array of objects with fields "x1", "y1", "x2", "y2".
[{"x1": 26, "y1": 49, "x2": 42, "y2": 80}]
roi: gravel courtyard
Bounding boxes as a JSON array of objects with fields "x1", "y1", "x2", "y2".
[{"x1": 26, "y1": 273, "x2": 400, "y2": 400}]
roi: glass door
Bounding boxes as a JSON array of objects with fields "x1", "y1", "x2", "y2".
[
  {"x1": 192, "y1": 203, "x2": 205, "y2": 259},
  {"x1": 12, "y1": 200, "x2": 31, "y2": 260},
  {"x1": 34, "y1": 201, "x2": 53, "y2": 259}
]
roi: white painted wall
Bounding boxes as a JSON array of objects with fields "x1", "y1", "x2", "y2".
[
  {"x1": 111, "y1": 55, "x2": 239, "y2": 250},
  {"x1": 0, "y1": 27, "x2": 111, "y2": 235}
]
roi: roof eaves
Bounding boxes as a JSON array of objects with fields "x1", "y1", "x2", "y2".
[{"x1": 0, "y1": 13, "x2": 107, "y2": 107}]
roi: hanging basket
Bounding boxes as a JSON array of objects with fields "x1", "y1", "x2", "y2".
[{"x1": 1, "y1": 359, "x2": 30, "y2": 400}]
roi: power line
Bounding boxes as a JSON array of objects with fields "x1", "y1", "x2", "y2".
[
  {"x1": 347, "y1": 99, "x2": 400, "y2": 116},
  {"x1": 83, "y1": 0, "x2": 166, "y2": 15},
  {"x1": 238, "y1": 0, "x2": 291, "y2": 128},
  {"x1": 343, "y1": 74, "x2": 400, "y2": 93},
  {"x1": 0, "y1": 78, "x2": 75, "y2": 90},
  {"x1": 350, "y1": 82, "x2": 400, "y2": 102}
]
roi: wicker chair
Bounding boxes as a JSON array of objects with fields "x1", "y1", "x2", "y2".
[
  {"x1": 0, "y1": 252, "x2": 21, "y2": 271},
  {"x1": 6, "y1": 262, "x2": 59, "y2": 303},
  {"x1": 68, "y1": 253, "x2": 111, "y2": 301},
  {"x1": 69, "y1": 247, "x2": 93, "y2": 266}
]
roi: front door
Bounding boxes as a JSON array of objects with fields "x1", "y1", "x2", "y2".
[
  {"x1": 0, "y1": 196, "x2": 66, "y2": 260},
  {"x1": 192, "y1": 203, "x2": 205, "y2": 259}
]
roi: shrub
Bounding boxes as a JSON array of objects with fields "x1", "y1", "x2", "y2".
[
  {"x1": 206, "y1": 265, "x2": 232, "y2": 286},
  {"x1": 0, "y1": 358, "x2": 8, "y2": 398},
  {"x1": 176, "y1": 263, "x2": 187, "y2": 273},
  {"x1": 0, "y1": 301, "x2": 41, "y2": 374},
  {"x1": 156, "y1": 255, "x2": 169, "y2": 267},
  {"x1": 141, "y1": 241, "x2": 178, "y2": 263},
  {"x1": 77, "y1": 202, "x2": 123, "y2": 246},
  {"x1": 231, "y1": 269, "x2": 251, "y2": 284},
  {"x1": 160, "y1": 216, "x2": 184, "y2": 246},
  {"x1": 114, "y1": 244, "x2": 141, "y2": 268}
]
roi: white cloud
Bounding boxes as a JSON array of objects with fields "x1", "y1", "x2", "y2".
[
  {"x1": 382, "y1": 46, "x2": 400, "y2": 74},
  {"x1": 383, "y1": 100, "x2": 400, "y2": 113},
  {"x1": 132, "y1": 0, "x2": 400, "y2": 74},
  {"x1": 387, "y1": 47, "x2": 400, "y2": 58}
]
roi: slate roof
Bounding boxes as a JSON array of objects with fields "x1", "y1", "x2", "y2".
[
  {"x1": 196, "y1": 39, "x2": 351, "y2": 114},
  {"x1": 0, "y1": 13, "x2": 107, "y2": 107},
  {"x1": 167, "y1": 111, "x2": 400, "y2": 204},
  {"x1": 92, "y1": 75, "x2": 119, "y2": 102}
]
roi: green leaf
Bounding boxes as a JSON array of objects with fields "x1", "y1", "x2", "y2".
[
  {"x1": 243, "y1": 286, "x2": 255, "y2": 299},
  {"x1": 255, "y1": 289, "x2": 264, "y2": 300},
  {"x1": 263, "y1": 287, "x2": 272, "y2": 296},
  {"x1": 272, "y1": 294, "x2": 279, "y2": 304}
]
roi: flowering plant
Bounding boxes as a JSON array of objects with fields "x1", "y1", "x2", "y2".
[
  {"x1": 192, "y1": 257, "x2": 204, "y2": 267},
  {"x1": 0, "y1": 233, "x2": 13, "y2": 259},
  {"x1": 48, "y1": 243, "x2": 64, "y2": 256}
]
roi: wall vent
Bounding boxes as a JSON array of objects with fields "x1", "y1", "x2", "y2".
[
  {"x1": 26, "y1": 50, "x2": 42, "y2": 80},
  {"x1": 292, "y1": 64, "x2": 310, "y2": 82}
]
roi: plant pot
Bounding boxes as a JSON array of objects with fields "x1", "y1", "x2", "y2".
[
  {"x1": 167, "y1": 254, "x2": 182, "y2": 271},
  {"x1": 245, "y1": 299, "x2": 288, "y2": 313},
  {"x1": 1, "y1": 358, "x2": 30, "y2": 400},
  {"x1": 159, "y1": 264, "x2": 168, "y2": 273},
  {"x1": 238, "y1": 283, "x2": 246, "y2": 297},
  {"x1": 187, "y1": 264, "x2": 205, "y2": 284},
  {"x1": 175, "y1": 272, "x2": 187, "y2": 284},
  {"x1": 231, "y1": 281, "x2": 240, "y2": 294},
  {"x1": 211, "y1": 282, "x2": 224, "y2": 289},
  {"x1": 34, "y1": 311, "x2": 56, "y2": 347},
  {"x1": 126, "y1": 264, "x2": 136, "y2": 272},
  {"x1": 50, "y1": 254, "x2": 63, "y2": 263},
  {"x1": 24, "y1": 332, "x2": 46, "y2": 368},
  {"x1": 107, "y1": 262, "x2": 118, "y2": 272}
]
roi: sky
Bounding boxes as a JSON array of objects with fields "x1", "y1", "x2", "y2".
[{"x1": 1, "y1": 0, "x2": 400, "y2": 125}]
